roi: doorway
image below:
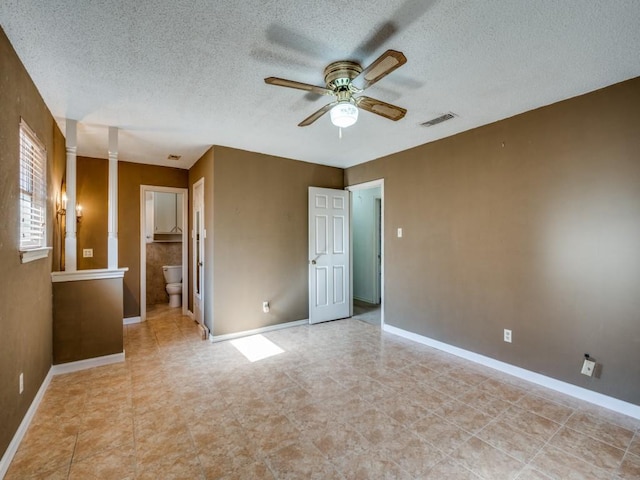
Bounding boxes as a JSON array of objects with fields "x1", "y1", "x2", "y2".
[
  {"x1": 347, "y1": 180, "x2": 384, "y2": 326},
  {"x1": 139, "y1": 185, "x2": 188, "y2": 322}
]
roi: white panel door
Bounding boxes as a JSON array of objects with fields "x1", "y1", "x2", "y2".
[
  {"x1": 193, "y1": 178, "x2": 205, "y2": 327},
  {"x1": 309, "y1": 187, "x2": 350, "y2": 324}
]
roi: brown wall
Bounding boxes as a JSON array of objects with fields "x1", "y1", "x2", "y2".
[
  {"x1": 0, "y1": 27, "x2": 66, "y2": 456},
  {"x1": 52, "y1": 278, "x2": 124, "y2": 364},
  {"x1": 118, "y1": 162, "x2": 188, "y2": 318},
  {"x1": 345, "y1": 77, "x2": 640, "y2": 405},
  {"x1": 77, "y1": 157, "x2": 108, "y2": 270},
  {"x1": 211, "y1": 146, "x2": 343, "y2": 336}
]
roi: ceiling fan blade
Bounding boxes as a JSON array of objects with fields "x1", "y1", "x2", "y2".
[
  {"x1": 299, "y1": 102, "x2": 337, "y2": 127},
  {"x1": 353, "y1": 50, "x2": 407, "y2": 90},
  {"x1": 356, "y1": 96, "x2": 407, "y2": 121},
  {"x1": 264, "y1": 77, "x2": 334, "y2": 96}
]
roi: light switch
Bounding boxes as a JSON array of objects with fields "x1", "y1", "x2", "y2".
[
  {"x1": 397, "y1": 228, "x2": 403, "y2": 238},
  {"x1": 83, "y1": 248, "x2": 93, "y2": 258}
]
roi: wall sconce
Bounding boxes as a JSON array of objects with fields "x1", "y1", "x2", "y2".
[
  {"x1": 55, "y1": 192, "x2": 82, "y2": 222},
  {"x1": 56, "y1": 192, "x2": 67, "y2": 218}
]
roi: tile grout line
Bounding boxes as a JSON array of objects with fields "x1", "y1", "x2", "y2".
[
  {"x1": 7, "y1": 308, "x2": 639, "y2": 480},
  {"x1": 616, "y1": 431, "x2": 640, "y2": 478}
]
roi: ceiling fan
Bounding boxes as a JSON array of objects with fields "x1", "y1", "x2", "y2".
[{"x1": 264, "y1": 49, "x2": 408, "y2": 128}]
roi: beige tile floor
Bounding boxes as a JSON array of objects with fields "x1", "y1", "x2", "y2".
[
  {"x1": 351, "y1": 301, "x2": 381, "y2": 326},
  {"x1": 6, "y1": 305, "x2": 640, "y2": 479}
]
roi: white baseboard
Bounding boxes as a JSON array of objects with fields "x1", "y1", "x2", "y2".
[
  {"x1": 51, "y1": 352, "x2": 125, "y2": 375},
  {"x1": 383, "y1": 324, "x2": 640, "y2": 420},
  {"x1": 0, "y1": 369, "x2": 53, "y2": 479},
  {"x1": 210, "y1": 319, "x2": 309, "y2": 343},
  {"x1": 123, "y1": 316, "x2": 141, "y2": 325},
  {"x1": 353, "y1": 296, "x2": 376, "y2": 305},
  {"x1": 186, "y1": 310, "x2": 194, "y2": 319}
]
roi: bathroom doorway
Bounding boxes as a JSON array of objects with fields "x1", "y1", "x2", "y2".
[{"x1": 140, "y1": 185, "x2": 188, "y2": 322}]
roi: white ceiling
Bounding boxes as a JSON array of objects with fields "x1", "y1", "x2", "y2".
[{"x1": 2, "y1": 1, "x2": 639, "y2": 169}]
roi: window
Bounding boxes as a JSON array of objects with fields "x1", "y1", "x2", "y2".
[{"x1": 19, "y1": 120, "x2": 49, "y2": 262}]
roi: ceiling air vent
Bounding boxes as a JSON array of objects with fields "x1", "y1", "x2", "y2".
[
  {"x1": 420, "y1": 112, "x2": 456, "y2": 127},
  {"x1": 167, "y1": 154, "x2": 181, "y2": 161}
]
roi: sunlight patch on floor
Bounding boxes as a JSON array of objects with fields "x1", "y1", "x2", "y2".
[{"x1": 230, "y1": 334, "x2": 285, "y2": 362}]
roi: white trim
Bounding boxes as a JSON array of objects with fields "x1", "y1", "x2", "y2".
[
  {"x1": 107, "y1": 127, "x2": 119, "y2": 270},
  {"x1": 64, "y1": 119, "x2": 77, "y2": 271},
  {"x1": 20, "y1": 247, "x2": 52, "y2": 263},
  {"x1": 347, "y1": 179, "x2": 385, "y2": 191},
  {"x1": 186, "y1": 310, "x2": 194, "y2": 320},
  {"x1": 140, "y1": 186, "x2": 189, "y2": 322},
  {"x1": 346, "y1": 179, "x2": 385, "y2": 327},
  {"x1": 373, "y1": 197, "x2": 382, "y2": 304},
  {"x1": 123, "y1": 316, "x2": 142, "y2": 325},
  {"x1": 192, "y1": 177, "x2": 205, "y2": 329},
  {"x1": 383, "y1": 324, "x2": 640, "y2": 420},
  {"x1": 210, "y1": 319, "x2": 309, "y2": 343},
  {"x1": 353, "y1": 295, "x2": 373, "y2": 303},
  {"x1": 140, "y1": 188, "x2": 147, "y2": 321},
  {"x1": 50, "y1": 352, "x2": 125, "y2": 375},
  {"x1": 51, "y1": 267, "x2": 128, "y2": 283},
  {"x1": 0, "y1": 369, "x2": 53, "y2": 479}
]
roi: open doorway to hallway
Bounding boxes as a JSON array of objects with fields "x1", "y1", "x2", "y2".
[{"x1": 348, "y1": 180, "x2": 383, "y2": 326}]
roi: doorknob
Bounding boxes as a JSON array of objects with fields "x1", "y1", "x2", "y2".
[{"x1": 309, "y1": 252, "x2": 325, "y2": 265}]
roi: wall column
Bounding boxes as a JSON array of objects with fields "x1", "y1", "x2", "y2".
[
  {"x1": 107, "y1": 127, "x2": 118, "y2": 269},
  {"x1": 64, "y1": 119, "x2": 77, "y2": 271}
]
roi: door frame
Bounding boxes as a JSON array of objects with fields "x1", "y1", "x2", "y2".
[
  {"x1": 346, "y1": 179, "x2": 385, "y2": 326},
  {"x1": 374, "y1": 196, "x2": 382, "y2": 304},
  {"x1": 139, "y1": 185, "x2": 189, "y2": 322}
]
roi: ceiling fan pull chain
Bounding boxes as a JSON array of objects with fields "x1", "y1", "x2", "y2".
[{"x1": 339, "y1": 127, "x2": 342, "y2": 139}]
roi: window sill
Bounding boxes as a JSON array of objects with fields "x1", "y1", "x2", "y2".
[{"x1": 20, "y1": 247, "x2": 52, "y2": 264}]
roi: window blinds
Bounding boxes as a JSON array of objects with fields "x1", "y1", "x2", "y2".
[{"x1": 19, "y1": 120, "x2": 47, "y2": 250}]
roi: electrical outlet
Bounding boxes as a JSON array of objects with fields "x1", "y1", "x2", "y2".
[
  {"x1": 262, "y1": 301, "x2": 270, "y2": 313},
  {"x1": 83, "y1": 248, "x2": 93, "y2": 258},
  {"x1": 581, "y1": 359, "x2": 596, "y2": 376},
  {"x1": 19, "y1": 373, "x2": 24, "y2": 394},
  {"x1": 504, "y1": 329, "x2": 512, "y2": 343},
  {"x1": 397, "y1": 228, "x2": 403, "y2": 238}
]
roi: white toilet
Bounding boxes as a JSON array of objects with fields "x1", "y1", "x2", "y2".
[{"x1": 162, "y1": 265, "x2": 182, "y2": 308}]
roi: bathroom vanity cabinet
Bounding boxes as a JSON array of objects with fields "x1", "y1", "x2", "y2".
[{"x1": 145, "y1": 191, "x2": 183, "y2": 242}]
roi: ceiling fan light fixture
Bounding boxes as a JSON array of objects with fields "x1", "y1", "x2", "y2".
[{"x1": 330, "y1": 101, "x2": 358, "y2": 128}]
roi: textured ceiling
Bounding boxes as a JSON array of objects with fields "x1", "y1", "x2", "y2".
[{"x1": 2, "y1": 1, "x2": 639, "y2": 169}]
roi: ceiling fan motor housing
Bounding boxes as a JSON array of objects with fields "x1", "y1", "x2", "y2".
[{"x1": 324, "y1": 61, "x2": 363, "y2": 92}]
